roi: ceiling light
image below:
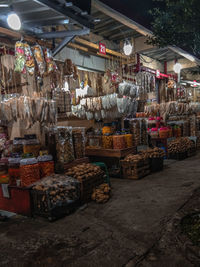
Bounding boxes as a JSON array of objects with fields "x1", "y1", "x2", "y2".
[
  {"x1": 123, "y1": 40, "x2": 133, "y2": 56},
  {"x1": 7, "y1": 12, "x2": 21, "y2": 31},
  {"x1": 173, "y1": 62, "x2": 182, "y2": 74},
  {"x1": 0, "y1": 4, "x2": 9, "y2": 7}
]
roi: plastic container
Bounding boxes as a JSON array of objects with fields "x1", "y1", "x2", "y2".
[
  {"x1": 87, "y1": 135, "x2": 102, "y2": 148},
  {"x1": 173, "y1": 126, "x2": 181, "y2": 138},
  {"x1": 0, "y1": 160, "x2": 8, "y2": 183},
  {"x1": 20, "y1": 158, "x2": 40, "y2": 187},
  {"x1": 124, "y1": 134, "x2": 133, "y2": 148},
  {"x1": 148, "y1": 117, "x2": 156, "y2": 125},
  {"x1": 8, "y1": 157, "x2": 21, "y2": 186},
  {"x1": 38, "y1": 155, "x2": 54, "y2": 178},
  {"x1": 168, "y1": 127, "x2": 173, "y2": 138},
  {"x1": 150, "y1": 128, "x2": 158, "y2": 139},
  {"x1": 102, "y1": 123, "x2": 112, "y2": 135},
  {"x1": 159, "y1": 127, "x2": 169, "y2": 139},
  {"x1": 102, "y1": 135, "x2": 113, "y2": 149},
  {"x1": 113, "y1": 135, "x2": 126, "y2": 150},
  {"x1": 13, "y1": 138, "x2": 24, "y2": 153}
]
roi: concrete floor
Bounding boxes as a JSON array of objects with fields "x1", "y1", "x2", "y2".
[{"x1": 0, "y1": 155, "x2": 200, "y2": 267}]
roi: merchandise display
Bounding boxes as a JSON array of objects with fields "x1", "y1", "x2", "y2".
[
  {"x1": 31, "y1": 174, "x2": 80, "y2": 219},
  {"x1": 65, "y1": 163, "x2": 105, "y2": 202},
  {"x1": 92, "y1": 183, "x2": 111, "y2": 203},
  {"x1": 20, "y1": 158, "x2": 40, "y2": 187},
  {"x1": 168, "y1": 137, "x2": 194, "y2": 154},
  {"x1": 0, "y1": 14, "x2": 200, "y2": 223}
]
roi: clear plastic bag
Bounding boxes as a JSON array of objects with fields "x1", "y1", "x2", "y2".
[
  {"x1": 86, "y1": 111, "x2": 93, "y2": 120},
  {"x1": 72, "y1": 127, "x2": 85, "y2": 159},
  {"x1": 94, "y1": 111, "x2": 101, "y2": 120},
  {"x1": 56, "y1": 127, "x2": 75, "y2": 164},
  {"x1": 32, "y1": 44, "x2": 46, "y2": 76},
  {"x1": 24, "y1": 42, "x2": 35, "y2": 75}
]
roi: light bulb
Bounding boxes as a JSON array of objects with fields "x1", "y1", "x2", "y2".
[
  {"x1": 7, "y1": 13, "x2": 21, "y2": 31},
  {"x1": 173, "y1": 63, "x2": 182, "y2": 73},
  {"x1": 123, "y1": 40, "x2": 133, "y2": 56}
]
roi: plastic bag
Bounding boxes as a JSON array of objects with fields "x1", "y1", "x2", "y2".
[
  {"x1": 56, "y1": 127, "x2": 74, "y2": 164},
  {"x1": 44, "y1": 48, "x2": 57, "y2": 74},
  {"x1": 14, "y1": 41, "x2": 26, "y2": 73},
  {"x1": 24, "y1": 43, "x2": 35, "y2": 75},
  {"x1": 72, "y1": 127, "x2": 85, "y2": 159},
  {"x1": 86, "y1": 111, "x2": 93, "y2": 120},
  {"x1": 33, "y1": 44, "x2": 46, "y2": 76}
]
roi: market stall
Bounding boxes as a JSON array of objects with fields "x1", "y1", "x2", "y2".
[{"x1": 0, "y1": 0, "x2": 199, "y2": 221}]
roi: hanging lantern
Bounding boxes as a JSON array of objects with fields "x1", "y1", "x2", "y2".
[
  {"x1": 123, "y1": 40, "x2": 133, "y2": 56},
  {"x1": 173, "y1": 63, "x2": 182, "y2": 74}
]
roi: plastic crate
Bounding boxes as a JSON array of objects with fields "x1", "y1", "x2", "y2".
[{"x1": 150, "y1": 158, "x2": 164, "y2": 172}]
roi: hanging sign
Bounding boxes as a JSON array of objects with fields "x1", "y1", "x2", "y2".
[
  {"x1": 99, "y1": 42, "x2": 106, "y2": 55},
  {"x1": 156, "y1": 69, "x2": 161, "y2": 78}
]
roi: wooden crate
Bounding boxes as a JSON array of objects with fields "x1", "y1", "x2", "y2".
[{"x1": 121, "y1": 159, "x2": 150, "y2": 180}]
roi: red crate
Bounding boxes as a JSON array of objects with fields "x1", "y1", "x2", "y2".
[{"x1": 0, "y1": 185, "x2": 31, "y2": 216}]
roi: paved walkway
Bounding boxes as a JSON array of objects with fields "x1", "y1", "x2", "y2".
[{"x1": 0, "y1": 155, "x2": 200, "y2": 267}]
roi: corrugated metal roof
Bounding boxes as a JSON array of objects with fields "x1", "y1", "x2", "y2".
[{"x1": 91, "y1": 6, "x2": 142, "y2": 43}]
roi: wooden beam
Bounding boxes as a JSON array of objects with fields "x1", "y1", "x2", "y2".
[
  {"x1": 68, "y1": 42, "x2": 89, "y2": 52},
  {"x1": 0, "y1": 27, "x2": 52, "y2": 48},
  {"x1": 75, "y1": 36, "x2": 127, "y2": 59}
]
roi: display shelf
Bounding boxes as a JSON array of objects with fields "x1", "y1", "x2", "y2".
[{"x1": 85, "y1": 147, "x2": 136, "y2": 158}]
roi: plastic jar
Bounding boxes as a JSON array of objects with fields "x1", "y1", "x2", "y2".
[
  {"x1": 102, "y1": 135, "x2": 113, "y2": 149},
  {"x1": 102, "y1": 123, "x2": 112, "y2": 135},
  {"x1": 38, "y1": 155, "x2": 54, "y2": 178},
  {"x1": 8, "y1": 157, "x2": 21, "y2": 186},
  {"x1": 159, "y1": 127, "x2": 169, "y2": 138},
  {"x1": 124, "y1": 134, "x2": 133, "y2": 148},
  {"x1": 20, "y1": 158, "x2": 40, "y2": 187},
  {"x1": 150, "y1": 128, "x2": 158, "y2": 139},
  {"x1": 113, "y1": 135, "x2": 126, "y2": 150}
]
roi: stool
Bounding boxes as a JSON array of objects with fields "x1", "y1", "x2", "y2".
[{"x1": 92, "y1": 162, "x2": 110, "y2": 186}]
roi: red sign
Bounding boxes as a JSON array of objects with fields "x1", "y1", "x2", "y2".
[
  {"x1": 99, "y1": 42, "x2": 106, "y2": 55},
  {"x1": 156, "y1": 69, "x2": 161, "y2": 78}
]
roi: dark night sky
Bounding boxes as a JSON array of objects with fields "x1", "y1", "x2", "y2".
[{"x1": 98, "y1": 0, "x2": 165, "y2": 30}]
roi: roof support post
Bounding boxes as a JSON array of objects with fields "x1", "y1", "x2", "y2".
[{"x1": 53, "y1": 35, "x2": 75, "y2": 56}]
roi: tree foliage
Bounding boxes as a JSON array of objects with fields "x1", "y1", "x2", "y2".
[{"x1": 149, "y1": 0, "x2": 200, "y2": 56}]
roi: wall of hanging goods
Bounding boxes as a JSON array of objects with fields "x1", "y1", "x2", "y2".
[{"x1": 0, "y1": 26, "x2": 200, "y2": 220}]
